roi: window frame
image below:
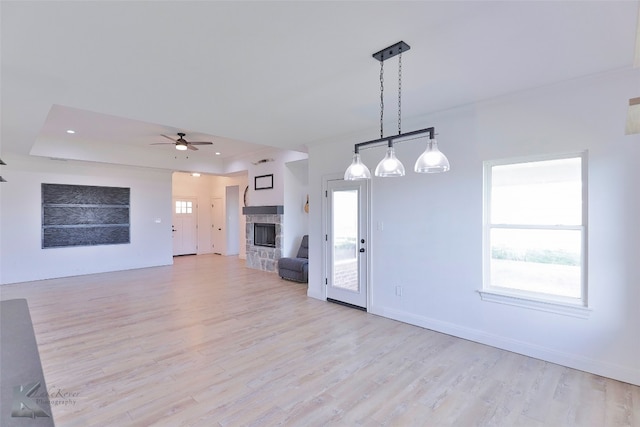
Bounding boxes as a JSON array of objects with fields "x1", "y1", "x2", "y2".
[
  {"x1": 480, "y1": 151, "x2": 590, "y2": 317},
  {"x1": 175, "y1": 200, "x2": 193, "y2": 214}
]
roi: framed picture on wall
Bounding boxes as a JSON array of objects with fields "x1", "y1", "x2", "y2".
[{"x1": 254, "y1": 174, "x2": 273, "y2": 190}]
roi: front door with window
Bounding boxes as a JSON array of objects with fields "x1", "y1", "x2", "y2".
[
  {"x1": 172, "y1": 198, "x2": 197, "y2": 256},
  {"x1": 325, "y1": 179, "x2": 369, "y2": 309}
]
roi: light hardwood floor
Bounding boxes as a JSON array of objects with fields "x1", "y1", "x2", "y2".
[{"x1": 1, "y1": 255, "x2": 638, "y2": 426}]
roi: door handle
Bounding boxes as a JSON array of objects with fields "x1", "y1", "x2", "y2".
[{"x1": 359, "y1": 248, "x2": 365, "y2": 253}]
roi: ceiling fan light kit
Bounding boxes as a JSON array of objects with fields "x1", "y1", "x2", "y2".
[
  {"x1": 344, "y1": 41, "x2": 450, "y2": 180},
  {"x1": 151, "y1": 132, "x2": 213, "y2": 151}
]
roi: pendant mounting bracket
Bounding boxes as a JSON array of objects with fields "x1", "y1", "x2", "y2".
[{"x1": 372, "y1": 41, "x2": 410, "y2": 62}]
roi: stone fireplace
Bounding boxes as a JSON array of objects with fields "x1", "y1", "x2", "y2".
[{"x1": 242, "y1": 205, "x2": 283, "y2": 272}]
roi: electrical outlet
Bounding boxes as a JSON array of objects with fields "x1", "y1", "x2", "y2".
[{"x1": 395, "y1": 285, "x2": 402, "y2": 297}]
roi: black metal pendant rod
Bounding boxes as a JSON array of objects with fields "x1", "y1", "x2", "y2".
[{"x1": 353, "y1": 127, "x2": 435, "y2": 154}]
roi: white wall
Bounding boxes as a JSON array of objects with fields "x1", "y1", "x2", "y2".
[
  {"x1": 308, "y1": 68, "x2": 640, "y2": 386},
  {"x1": 0, "y1": 155, "x2": 174, "y2": 284},
  {"x1": 245, "y1": 149, "x2": 308, "y2": 207},
  {"x1": 215, "y1": 175, "x2": 247, "y2": 258},
  {"x1": 226, "y1": 185, "x2": 240, "y2": 256},
  {"x1": 283, "y1": 159, "x2": 309, "y2": 257}
]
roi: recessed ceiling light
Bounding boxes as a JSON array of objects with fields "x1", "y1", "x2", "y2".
[
  {"x1": 191, "y1": 173, "x2": 201, "y2": 177},
  {"x1": 66, "y1": 129, "x2": 75, "y2": 134},
  {"x1": 215, "y1": 152, "x2": 221, "y2": 156}
]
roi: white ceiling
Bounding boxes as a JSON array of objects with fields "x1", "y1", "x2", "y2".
[{"x1": 2, "y1": 1, "x2": 638, "y2": 172}]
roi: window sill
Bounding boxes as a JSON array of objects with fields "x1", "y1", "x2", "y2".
[{"x1": 477, "y1": 290, "x2": 591, "y2": 318}]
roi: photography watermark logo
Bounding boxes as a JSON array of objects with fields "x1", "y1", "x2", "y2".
[
  {"x1": 11, "y1": 382, "x2": 50, "y2": 419},
  {"x1": 12, "y1": 382, "x2": 80, "y2": 418}
]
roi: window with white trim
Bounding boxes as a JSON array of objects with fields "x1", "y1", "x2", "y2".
[
  {"x1": 482, "y1": 153, "x2": 587, "y2": 309},
  {"x1": 175, "y1": 200, "x2": 193, "y2": 214}
]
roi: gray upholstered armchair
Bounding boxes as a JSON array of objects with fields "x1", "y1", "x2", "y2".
[{"x1": 278, "y1": 235, "x2": 309, "y2": 282}]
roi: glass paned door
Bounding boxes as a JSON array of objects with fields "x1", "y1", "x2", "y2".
[{"x1": 326, "y1": 179, "x2": 368, "y2": 309}]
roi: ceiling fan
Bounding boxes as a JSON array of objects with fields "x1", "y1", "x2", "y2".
[{"x1": 151, "y1": 132, "x2": 213, "y2": 151}]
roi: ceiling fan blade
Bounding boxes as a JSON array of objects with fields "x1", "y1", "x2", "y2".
[
  {"x1": 187, "y1": 144, "x2": 199, "y2": 151},
  {"x1": 161, "y1": 134, "x2": 177, "y2": 142},
  {"x1": 188, "y1": 141, "x2": 213, "y2": 145},
  {"x1": 150, "y1": 142, "x2": 176, "y2": 145}
]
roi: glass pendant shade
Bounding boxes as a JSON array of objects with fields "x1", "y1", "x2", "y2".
[
  {"x1": 414, "y1": 139, "x2": 450, "y2": 173},
  {"x1": 375, "y1": 145, "x2": 405, "y2": 177},
  {"x1": 344, "y1": 153, "x2": 371, "y2": 180}
]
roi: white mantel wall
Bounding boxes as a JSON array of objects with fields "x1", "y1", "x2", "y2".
[
  {"x1": 308, "y1": 68, "x2": 640, "y2": 386},
  {"x1": 245, "y1": 149, "x2": 308, "y2": 207}
]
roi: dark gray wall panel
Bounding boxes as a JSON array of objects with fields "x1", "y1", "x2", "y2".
[
  {"x1": 42, "y1": 184, "x2": 129, "y2": 205},
  {"x1": 43, "y1": 206, "x2": 130, "y2": 225},
  {"x1": 43, "y1": 226, "x2": 130, "y2": 248},
  {"x1": 42, "y1": 184, "x2": 130, "y2": 248}
]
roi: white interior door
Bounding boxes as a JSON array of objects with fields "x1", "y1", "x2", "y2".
[
  {"x1": 172, "y1": 198, "x2": 197, "y2": 256},
  {"x1": 325, "y1": 179, "x2": 369, "y2": 309},
  {"x1": 211, "y1": 197, "x2": 224, "y2": 254}
]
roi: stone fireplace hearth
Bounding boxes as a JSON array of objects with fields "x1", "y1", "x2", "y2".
[{"x1": 242, "y1": 205, "x2": 283, "y2": 272}]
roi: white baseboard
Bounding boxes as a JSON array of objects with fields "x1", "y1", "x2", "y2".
[
  {"x1": 307, "y1": 289, "x2": 324, "y2": 300},
  {"x1": 368, "y1": 304, "x2": 639, "y2": 386}
]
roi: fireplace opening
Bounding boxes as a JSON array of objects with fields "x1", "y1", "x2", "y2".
[{"x1": 254, "y1": 223, "x2": 276, "y2": 247}]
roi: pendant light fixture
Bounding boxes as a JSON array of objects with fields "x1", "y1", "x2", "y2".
[
  {"x1": 343, "y1": 152, "x2": 371, "y2": 180},
  {"x1": 344, "y1": 41, "x2": 450, "y2": 180},
  {"x1": 375, "y1": 141, "x2": 405, "y2": 177},
  {"x1": 414, "y1": 139, "x2": 450, "y2": 173}
]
